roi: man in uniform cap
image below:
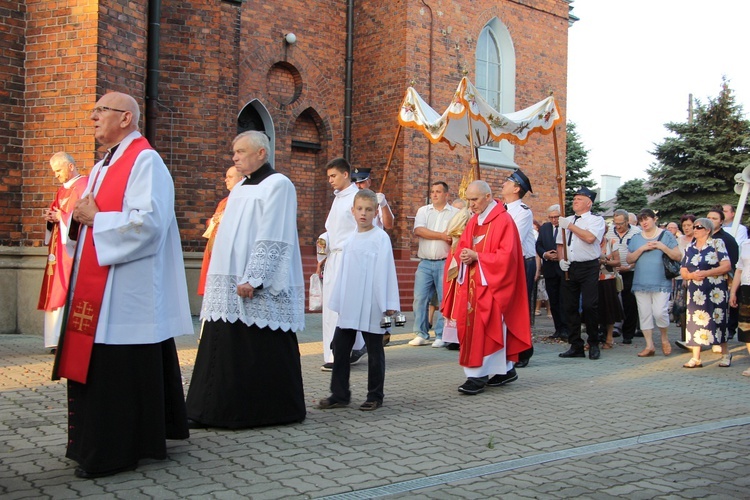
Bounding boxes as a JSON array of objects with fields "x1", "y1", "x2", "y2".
[
  {"x1": 556, "y1": 186, "x2": 606, "y2": 360},
  {"x1": 501, "y1": 169, "x2": 536, "y2": 367},
  {"x1": 351, "y1": 167, "x2": 394, "y2": 230}
]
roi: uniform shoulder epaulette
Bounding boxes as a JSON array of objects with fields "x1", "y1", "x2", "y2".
[{"x1": 521, "y1": 203, "x2": 529, "y2": 210}]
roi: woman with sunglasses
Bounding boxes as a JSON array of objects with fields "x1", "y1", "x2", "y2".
[
  {"x1": 627, "y1": 209, "x2": 682, "y2": 357},
  {"x1": 728, "y1": 237, "x2": 750, "y2": 376},
  {"x1": 673, "y1": 214, "x2": 696, "y2": 338},
  {"x1": 680, "y1": 217, "x2": 732, "y2": 368}
]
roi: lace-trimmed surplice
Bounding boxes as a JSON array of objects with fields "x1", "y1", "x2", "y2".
[{"x1": 200, "y1": 168, "x2": 305, "y2": 333}]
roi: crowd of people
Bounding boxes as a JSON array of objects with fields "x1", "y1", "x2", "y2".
[{"x1": 39, "y1": 91, "x2": 749, "y2": 479}]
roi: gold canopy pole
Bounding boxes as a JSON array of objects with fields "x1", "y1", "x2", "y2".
[
  {"x1": 378, "y1": 125, "x2": 403, "y2": 193},
  {"x1": 467, "y1": 116, "x2": 480, "y2": 180}
]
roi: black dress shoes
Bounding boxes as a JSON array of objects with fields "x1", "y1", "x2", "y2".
[
  {"x1": 589, "y1": 344, "x2": 601, "y2": 360},
  {"x1": 187, "y1": 419, "x2": 208, "y2": 429},
  {"x1": 559, "y1": 347, "x2": 585, "y2": 358},
  {"x1": 515, "y1": 358, "x2": 529, "y2": 368},
  {"x1": 458, "y1": 379, "x2": 486, "y2": 395},
  {"x1": 487, "y1": 368, "x2": 518, "y2": 387},
  {"x1": 74, "y1": 463, "x2": 137, "y2": 479}
]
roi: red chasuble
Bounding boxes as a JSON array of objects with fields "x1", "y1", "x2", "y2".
[
  {"x1": 197, "y1": 196, "x2": 228, "y2": 296},
  {"x1": 55, "y1": 138, "x2": 152, "y2": 384},
  {"x1": 37, "y1": 176, "x2": 88, "y2": 311},
  {"x1": 443, "y1": 202, "x2": 532, "y2": 368}
]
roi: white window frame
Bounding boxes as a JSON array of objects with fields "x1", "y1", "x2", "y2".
[{"x1": 475, "y1": 18, "x2": 517, "y2": 169}]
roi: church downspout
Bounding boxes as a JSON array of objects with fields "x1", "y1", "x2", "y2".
[
  {"x1": 343, "y1": 0, "x2": 354, "y2": 161},
  {"x1": 145, "y1": 0, "x2": 162, "y2": 145},
  {"x1": 421, "y1": 0, "x2": 433, "y2": 202}
]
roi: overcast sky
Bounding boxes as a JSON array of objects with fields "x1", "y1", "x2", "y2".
[{"x1": 567, "y1": 0, "x2": 750, "y2": 188}]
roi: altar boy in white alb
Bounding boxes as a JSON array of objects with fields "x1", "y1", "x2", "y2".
[
  {"x1": 316, "y1": 158, "x2": 366, "y2": 371},
  {"x1": 318, "y1": 189, "x2": 400, "y2": 411}
]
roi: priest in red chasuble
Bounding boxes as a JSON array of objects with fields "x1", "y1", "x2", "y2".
[
  {"x1": 442, "y1": 180, "x2": 532, "y2": 395},
  {"x1": 38, "y1": 152, "x2": 88, "y2": 350}
]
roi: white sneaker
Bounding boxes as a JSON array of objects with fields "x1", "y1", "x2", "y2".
[
  {"x1": 408, "y1": 336, "x2": 430, "y2": 346},
  {"x1": 431, "y1": 339, "x2": 446, "y2": 348},
  {"x1": 712, "y1": 345, "x2": 722, "y2": 353}
]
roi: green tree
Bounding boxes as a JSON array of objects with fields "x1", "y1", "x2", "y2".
[
  {"x1": 564, "y1": 121, "x2": 598, "y2": 215},
  {"x1": 647, "y1": 78, "x2": 750, "y2": 221},
  {"x1": 615, "y1": 179, "x2": 648, "y2": 213}
]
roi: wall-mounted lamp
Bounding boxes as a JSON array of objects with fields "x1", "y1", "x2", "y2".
[{"x1": 284, "y1": 33, "x2": 297, "y2": 45}]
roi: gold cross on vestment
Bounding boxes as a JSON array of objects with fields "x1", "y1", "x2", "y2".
[{"x1": 71, "y1": 301, "x2": 95, "y2": 331}]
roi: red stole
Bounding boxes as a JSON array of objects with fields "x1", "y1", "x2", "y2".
[
  {"x1": 55, "y1": 138, "x2": 152, "y2": 384},
  {"x1": 38, "y1": 177, "x2": 88, "y2": 311}
]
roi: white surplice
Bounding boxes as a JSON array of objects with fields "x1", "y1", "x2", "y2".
[
  {"x1": 321, "y1": 183, "x2": 361, "y2": 362},
  {"x1": 329, "y1": 227, "x2": 400, "y2": 333},
  {"x1": 200, "y1": 171, "x2": 305, "y2": 333},
  {"x1": 69, "y1": 131, "x2": 193, "y2": 345}
]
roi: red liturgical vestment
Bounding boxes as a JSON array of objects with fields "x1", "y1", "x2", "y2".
[
  {"x1": 444, "y1": 202, "x2": 532, "y2": 368},
  {"x1": 37, "y1": 176, "x2": 88, "y2": 311},
  {"x1": 56, "y1": 138, "x2": 152, "y2": 384}
]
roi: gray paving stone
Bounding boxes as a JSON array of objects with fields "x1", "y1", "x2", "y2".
[{"x1": 4, "y1": 315, "x2": 750, "y2": 498}]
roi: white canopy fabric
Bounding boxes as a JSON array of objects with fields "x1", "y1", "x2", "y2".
[{"x1": 397, "y1": 77, "x2": 562, "y2": 149}]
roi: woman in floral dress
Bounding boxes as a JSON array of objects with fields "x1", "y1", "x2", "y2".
[{"x1": 680, "y1": 217, "x2": 732, "y2": 368}]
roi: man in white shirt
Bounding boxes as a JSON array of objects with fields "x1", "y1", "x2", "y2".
[
  {"x1": 409, "y1": 181, "x2": 459, "y2": 347},
  {"x1": 557, "y1": 187, "x2": 606, "y2": 360},
  {"x1": 500, "y1": 169, "x2": 536, "y2": 367},
  {"x1": 723, "y1": 204, "x2": 748, "y2": 243}
]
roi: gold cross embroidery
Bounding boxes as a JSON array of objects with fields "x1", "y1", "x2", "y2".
[{"x1": 71, "y1": 301, "x2": 95, "y2": 332}]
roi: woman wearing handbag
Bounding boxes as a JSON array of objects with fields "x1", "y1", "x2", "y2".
[
  {"x1": 680, "y1": 217, "x2": 732, "y2": 368},
  {"x1": 627, "y1": 209, "x2": 682, "y2": 357}
]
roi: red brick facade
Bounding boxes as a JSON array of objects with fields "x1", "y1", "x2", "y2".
[{"x1": 1, "y1": 0, "x2": 570, "y2": 255}]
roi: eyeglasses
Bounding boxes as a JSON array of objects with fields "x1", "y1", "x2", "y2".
[
  {"x1": 548, "y1": 215, "x2": 560, "y2": 219},
  {"x1": 693, "y1": 225, "x2": 706, "y2": 231},
  {"x1": 92, "y1": 106, "x2": 128, "y2": 115}
]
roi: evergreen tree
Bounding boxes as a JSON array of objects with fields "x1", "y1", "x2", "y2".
[
  {"x1": 564, "y1": 121, "x2": 598, "y2": 215},
  {"x1": 647, "y1": 78, "x2": 750, "y2": 221},
  {"x1": 615, "y1": 179, "x2": 648, "y2": 213}
]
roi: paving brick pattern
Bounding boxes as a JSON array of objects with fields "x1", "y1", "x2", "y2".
[{"x1": 2, "y1": 314, "x2": 749, "y2": 498}]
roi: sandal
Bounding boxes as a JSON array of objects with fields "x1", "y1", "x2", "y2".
[
  {"x1": 742, "y1": 368, "x2": 750, "y2": 377},
  {"x1": 662, "y1": 341, "x2": 672, "y2": 356},
  {"x1": 718, "y1": 353, "x2": 732, "y2": 367},
  {"x1": 601, "y1": 342, "x2": 614, "y2": 349},
  {"x1": 637, "y1": 348, "x2": 655, "y2": 357},
  {"x1": 683, "y1": 358, "x2": 703, "y2": 368}
]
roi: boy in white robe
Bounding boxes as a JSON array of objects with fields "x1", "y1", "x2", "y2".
[
  {"x1": 317, "y1": 158, "x2": 366, "y2": 371},
  {"x1": 318, "y1": 189, "x2": 400, "y2": 411}
]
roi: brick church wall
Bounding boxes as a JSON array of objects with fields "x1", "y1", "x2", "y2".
[
  {"x1": 0, "y1": 0, "x2": 26, "y2": 246},
  {"x1": 4, "y1": 0, "x2": 570, "y2": 252},
  {"x1": 351, "y1": 0, "x2": 570, "y2": 256}
]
